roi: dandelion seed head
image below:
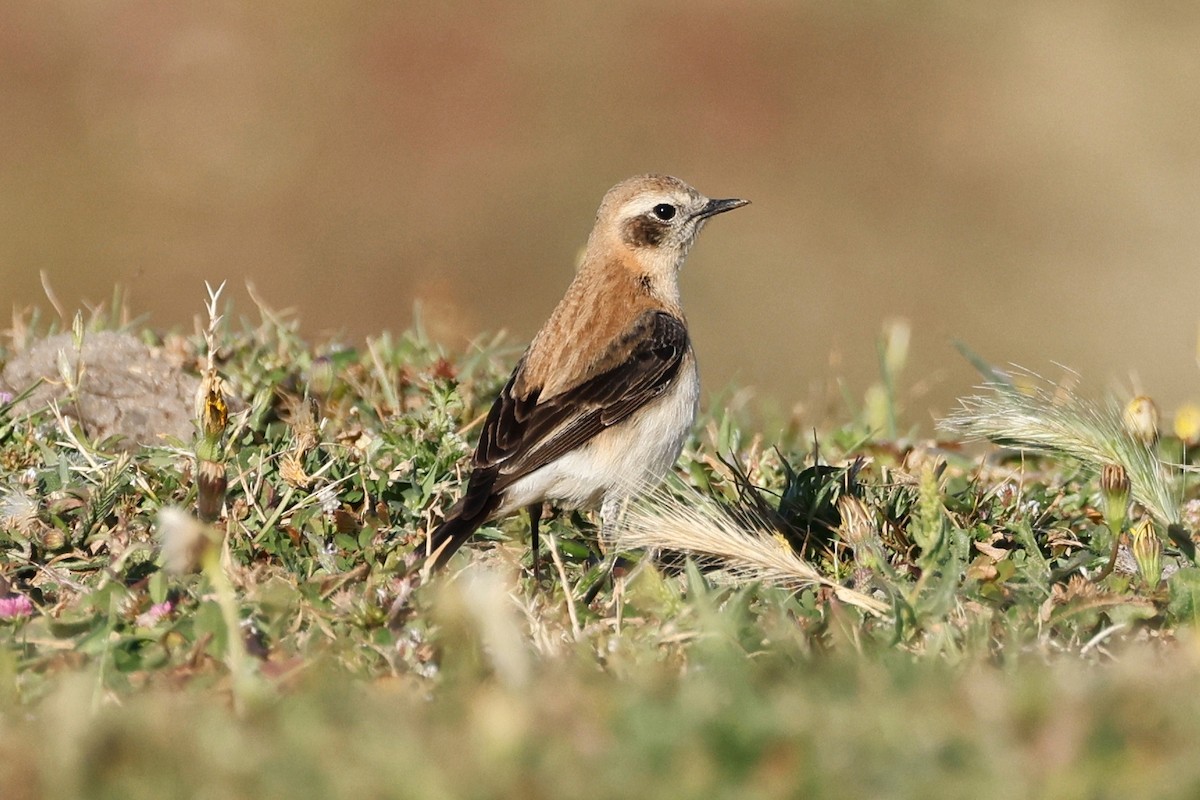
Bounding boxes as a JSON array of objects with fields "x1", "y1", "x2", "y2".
[
  {"x1": 0, "y1": 489, "x2": 37, "y2": 532},
  {"x1": 157, "y1": 506, "x2": 210, "y2": 574}
]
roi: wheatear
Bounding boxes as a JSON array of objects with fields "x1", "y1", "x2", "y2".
[{"x1": 424, "y1": 174, "x2": 748, "y2": 570}]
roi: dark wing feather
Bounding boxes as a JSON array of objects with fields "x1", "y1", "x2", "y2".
[{"x1": 470, "y1": 310, "x2": 687, "y2": 500}]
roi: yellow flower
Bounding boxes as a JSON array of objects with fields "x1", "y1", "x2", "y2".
[
  {"x1": 1130, "y1": 519, "x2": 1162, "y2": 589},
  {"x1": 1174, "y1": 404, "x2": 1200, "y2": 448}
]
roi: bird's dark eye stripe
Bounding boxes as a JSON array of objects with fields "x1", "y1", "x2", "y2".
[{"x1": 652, "y1": 203, "x2": 676, "y2": 221}]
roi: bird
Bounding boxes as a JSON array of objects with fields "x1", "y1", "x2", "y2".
[{"x1": 422, "y1": 174, "x2": 749, "y2": 573}]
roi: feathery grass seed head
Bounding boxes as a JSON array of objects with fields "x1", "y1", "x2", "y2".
[
  {"x1": 616, "y1": 481, "x2": 890, "y2": 616},
  {"x1": 942, "y1": 370, "x2": 1180, "y2": 526}
]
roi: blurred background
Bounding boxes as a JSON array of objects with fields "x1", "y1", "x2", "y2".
[{"x1": 3, "y1": 1, "x2": 1198, "y2": 428}]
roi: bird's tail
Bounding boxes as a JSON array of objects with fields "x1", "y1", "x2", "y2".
[{"x1": 421, "y1": 496, "x2": 501, "y2": 571}]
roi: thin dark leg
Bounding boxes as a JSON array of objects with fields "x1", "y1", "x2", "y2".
[
  {"x1": 582, "y1": 552, "x2": 621, "y2": 605},
  {"x1": 528, "y1": 503, "x2": 543, "y2": 582}
]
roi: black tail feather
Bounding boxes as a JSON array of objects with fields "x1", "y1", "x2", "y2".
[{"x1": 423, "y1": 496, "x2": 500, "y2": 570}]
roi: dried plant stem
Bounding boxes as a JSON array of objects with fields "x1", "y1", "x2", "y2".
[{"x1": 545, "y1": 531, "x2": 581, "y2": 640}]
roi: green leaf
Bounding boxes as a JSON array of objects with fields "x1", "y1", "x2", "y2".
[
  {"x1": 148, "y1": 569, "x2": 168, "y2": 605},
  {"x1": 193, "y1": 600, "x2": 227, "y2": 656},
  {"x1": 1168, "y1": 568, "x2": 1200, "y2": 626}
]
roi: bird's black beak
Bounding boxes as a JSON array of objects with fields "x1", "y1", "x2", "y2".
[{"x1": 695, "y1": 197, "x2": 750, "y2": 220}]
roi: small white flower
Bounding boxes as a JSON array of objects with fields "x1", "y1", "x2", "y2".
[{"x1": 315, "y1": 484, "x2": 339, "y2": 516}]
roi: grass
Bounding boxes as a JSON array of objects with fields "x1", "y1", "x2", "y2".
[{"x1": 1, "y1": 293, "x2": 1198, "y2": 799}]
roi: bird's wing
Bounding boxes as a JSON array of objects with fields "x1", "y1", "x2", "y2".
[{"x1": 459, "y1": 310, "x2": 688, "y2": 515}]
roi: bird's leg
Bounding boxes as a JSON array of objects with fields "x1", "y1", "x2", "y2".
[
  {"x1": 581, "y1": 551, "x2": 617, "y2": 605},
  {"x1": 528, "y1": 502, "x2": 544, "y2": 583}
]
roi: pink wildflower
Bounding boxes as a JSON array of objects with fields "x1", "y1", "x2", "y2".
[
  {"x1": 0, "y1": 594, "x2": 33, "y2": 619},
  {"x1": 136, "y1": 600, "x2": 174, "y2": 627}
]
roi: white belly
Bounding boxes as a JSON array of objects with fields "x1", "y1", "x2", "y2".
[{"x1": 498, "y1": 358, "x2": 699, "y2": 515}]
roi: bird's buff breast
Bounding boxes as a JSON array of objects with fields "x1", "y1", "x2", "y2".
[{"x1": 500, "y1": 356, "x2": 699, "y2": 514}]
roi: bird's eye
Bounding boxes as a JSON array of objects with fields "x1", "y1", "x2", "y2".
[{"x1": 651, "y1": 203, "x2": 677, "y2": 221}]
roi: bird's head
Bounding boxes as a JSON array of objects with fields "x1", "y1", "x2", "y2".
[{"x1": 588, "y1": 174, "x2": 749, "y2": 275}]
